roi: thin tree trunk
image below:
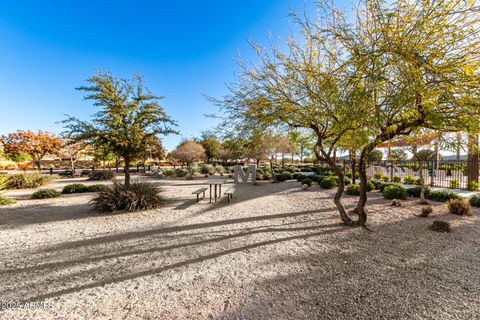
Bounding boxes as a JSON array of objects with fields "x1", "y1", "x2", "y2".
[
  {"x1": 124, "y1": 156, "x2": 131, "y2": 188},
  {"x1": 356, "y1": 147, "x2": 372, "y2": 226},
  {"x1": 70, "y1": 158, "x2": 75, "y2": 177},
  {"x1": 270, "y1": 158, "x2": 277, "y2": 182}
]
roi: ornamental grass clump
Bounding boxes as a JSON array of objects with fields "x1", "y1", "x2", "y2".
[
  {"x1": 91, "y1": 181, "x2": 165, "y2": 212},
  {"x1": 7, "y1": 173, "x2": 52, "y2": 189}
]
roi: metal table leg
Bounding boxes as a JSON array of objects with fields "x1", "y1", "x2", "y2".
[{"x1": 209, "y1": 184, "x2": 212, "y2": 203}]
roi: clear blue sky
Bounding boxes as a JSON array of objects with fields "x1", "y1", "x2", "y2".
[{"x1": 0, "y1": 1, "x2": 346, "y2": 151}]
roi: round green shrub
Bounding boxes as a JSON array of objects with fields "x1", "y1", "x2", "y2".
[
  {"x1": 302, "y1": 178, "x2": 313, "y2": 187},
  {"x1": 296, "y1": 174, "x2": 306, "y2": 182},
  {"x1": 345, "y1": 184, "x2": 360, "y2": 196},
  {"x1": 370, "y1": 179, "x2": 383, "y2": 190},
  {"x1": 392, "y1": 176, "x2": 402, "y2": 183},
  {"x1": 469, "y1": 194, "x2": 480, "y2": 207},
  {"x1": 320, "y1": 177, "x2": 338, "y2": 189},
  {"x1": 404, "y1": 176, "x2": 415, "y2": 184},
  {"x1": 344, "y1": 177, "x2": 351, "y2": 186},
  {"x1": 366, "y1": 181, "x2": 375, "y2": 192},
  {"x1": 379, "y1": 182, "x2": 400, "y2": 192},
  {"x1": 32, "y1": 189, "x2": 61, "y2": 199},
  {"x1": 382, "y1": 176, "x2": 390, "y2": 182},
  {"x1": 426, "y1": 190, "x2": 460, "y2": 202},
  {"x1": 200, "y1": 164, "x2": 215, "y2": 175},
  {"x1": 468, "y1": 181, "x2": 479, "y2": 191},
  {"x1": 450, "y1": 179, "x2": 460, "y2": 189},
  {"x1": 62, "y1": 183, "x2": 90, "y2": 194},
  {"x1": 406, "y1": 186, "x2": 430, "y2": 198},
  {"x1": 373, "y1": 173, "x2": 383, "y2": 180},
  {"x1": 383, "y1": 185, "x2": 408, "y2": 200}
]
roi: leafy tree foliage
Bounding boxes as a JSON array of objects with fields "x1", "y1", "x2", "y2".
[
  {"x1": 2, "y1": 130, "x2": 62, "y2": 169},
  {"x1": 171, "y1": 140, "x2": 206, "y2": 166},
  {"x1": 62, "y1": 71, "x2": 177, "y2": 187}
]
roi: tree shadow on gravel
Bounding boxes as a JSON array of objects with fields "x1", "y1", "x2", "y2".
[
  {"x1": 8, "y1": 223, "x2": 348, "y2": 303},
  {"x1": 216, "y1": 216, "x2": 480, "y2": 320}
]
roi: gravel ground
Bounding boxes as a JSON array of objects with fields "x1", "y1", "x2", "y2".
[{"x1": 0, "y1": 176, "x2": 479, "y2": 320}]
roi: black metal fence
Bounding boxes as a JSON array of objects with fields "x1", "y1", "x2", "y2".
[{"x1": 341, "y1": 160, "x2": 479, "y2": 190}]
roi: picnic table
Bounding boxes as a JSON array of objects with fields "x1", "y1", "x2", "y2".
[{"x1": 208, "y1": 179, "x2": 225, "y2": 203}]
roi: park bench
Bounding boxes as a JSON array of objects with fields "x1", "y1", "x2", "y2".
[
  {"x1": 192, "y1": 187, "x2": 207, "y2": 203},
  {"x1": 224, "y1": 185, "x2": 236, "y2": 203}
]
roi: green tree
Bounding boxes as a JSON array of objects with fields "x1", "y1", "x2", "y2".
[
  {"x1": 63, "y1": 71, "x2": 177, "y2": 187},
  {"x1": 196, "y1": 132, "x2": 221, "y2": 163}
]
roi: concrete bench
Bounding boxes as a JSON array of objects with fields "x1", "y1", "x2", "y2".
[
  {"x1": 192, "y1": 187, "x2": 207, "y2": 203},
  {"x1": 224, "y1": 186, "x2": 236, "y2": 203}
]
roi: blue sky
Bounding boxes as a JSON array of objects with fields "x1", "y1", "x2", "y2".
[{"x1": 0, "y1": 1, "x2": 345, "y2": 151}]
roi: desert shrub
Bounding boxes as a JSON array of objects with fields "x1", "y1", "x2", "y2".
[
  {"x1": 429, "y1": 220, "x2": 452, "y2": 233},
  {"x1": 373, "y1": 173, "x2": 383, "y2": 180},
  {"x1": 262, "y1": 171, "x2": 273, "y2": 180},
  {"x1": 426, "y1": 190, "x2": 460, "y2": 202},
  {"x1": 449, "y1": 179, "x2": 460, "y2": 189},
  {"x1": 215, "y1": 165, "x2": 226, "y2": 174},
  {"x1": 86, "y1": 185, "x2": 109, "y2": 192},
  {"x1": 62, "y1": 184, "x2": 90, "y2": 194},
  {"x1": 0, "y1": 195, "x2": 16, "y2": 206},
  {"x1": 32, "y1": 189, "x2": 61, "y2": 199},
  {"x1": 185, "y1": 173, "x2": 194, "y2": 180},
  {"x1": 366, "y1": 181, "x2": 375, "y2": 192},
  {"x1": 309, "y1": 174, "x2": 323, "y2": 183},
  {"x1": 302, "y1": 178, "x2": 313, "y2": 187},
  {"x1": 282, "y1": 172, "x2": 292, "y2": 180},
  {"x1": 91, "y1": 181, "x2": 165, "y2": 212},
  {"x1": 467, "y1": 180, "x2": 479, "y2": 191},
  {"x1": 345, "y1": 172, "x2": 352, "y2": 178},
  {"x1": 88, "y1": 170, "x2": 115, "y2": 181},
  {"x1": 382, "y1": 176, "x2": 390, "y2": 182},
  {"x1": 420, "y1": 205, "x2": 433, "y2": 217},
  {"x1": 447, "y1": 199, "x2": 472, "y2": 216},
  {"x1": 370, "y1": 179, "x2": 383, "y2": 190},
  {"x1": 344, "y1": 177, "x2": 351, "y2": 186},
  {"x1": 7, "y1": 173, "x2": 52, "y2": 189},
  {"x1": 383, "y1": 185, "x2": 408, "y2": 200},
  {"x1": 58, "y1": 170, "x2": 74, "y2": 177},
  {"x1": 189, "y1": 165, "x2": 200, "y2": 175},
  {"x1": 469, "y1": 194, "x2": 480, "y2": 207},
  {"x1": 406, "y1": 186, "x2": 430, "y2": 198},
  {"x1": 200, "y1": 164, "x2": 215, "y2": 175},
  {"x1": 175, "y1": 168, "x2": 188, "y2": 177},
  {"x1": 391, "y1": 199, "x2": 402, "y2": 206},
  {"x1": 320, "y1": 177, "x2": 338, "y2": 189},
  {"x1": 292, "y1": 173, "x2": 303, "y2": 180},
  {"x1": 275, "y1": 173, "x2": 289, "y2": 182},
  {"x1": 414, "y1": 178, "x2": 422, "y2": 185},
  {"x1": 296, "y1": 174, "x2": 306, "y2": 182},
  {"x1": 379, "y1": 182, "x2": 400, "y2": 192},
  {"x1": 162, "y1": 168, "x2": 176, "y2": 177},
  {"x1": 393, "y1": 176, "x2": 402, "y2": 183},
  {"x1": 285, "y1": 166, "x2": 299, "y2": 173},
  {"x1": 404, "y1": 176, "x2": 415, "y2": 184},
  {"x1": 345, "y1": 184, "x2": 360, "y2": 196}
]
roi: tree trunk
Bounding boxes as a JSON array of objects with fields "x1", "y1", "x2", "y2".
[
  {"x1": 270, "y1": 158, "x2": 277, "y2": 182},
  {"x1": 324, "y1": 156, "x2": 353, "y2": 226},
  {"x1": 356, "y1": 147, "x2": 372, "y2": 226},
  {"x1": 418, "y1": 162, "x2": 426, "y2": 203},
  {"x1": 467, "y1": 133, "x2": 479, "y2": 189},
  {"x1": 35, "y1": 158, "x2": 41, "y2": 171},
  {"x1": 70, "y1": 158, "x2": 75, "y2": 177},
  {"x1": 124, "y1": 156, "x2": 131, "y2": 188}
]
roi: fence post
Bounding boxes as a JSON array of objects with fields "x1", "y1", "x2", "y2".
[
  {"x1": 49, "y1": 168, "x2": 53, "y2": 175},
  {"x1": 430, "y1": 160, "x2": 435, "y2": 187},
  {"x1": 390, "y1": 161, "x2": 394, "y2": 181}
]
